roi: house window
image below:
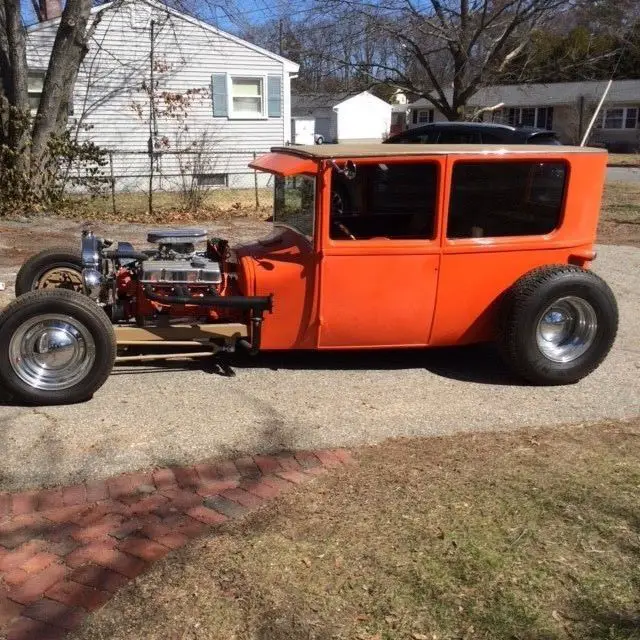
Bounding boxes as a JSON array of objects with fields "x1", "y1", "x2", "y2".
[
  {"x1": 507, "y1": 107, "x2": 553, "y2": 129},
  {"x1": 196, "y1": 173, "x2": 228, "y2": 187},
  {"x1": 230, "y1": 76, "x2": 264, "y2": 118},
  {"x1": 597, "y1": 107, "x2": 639, "y2": 130},
  {"x1": 330, "y1": 162, "x2": 438, "y2": 240},
  {"x1": 28, "y1": 71, "x2": 45, "y2": 114},
  {"x1": 212, "y1": 73, "x2": 281, "y2": 119},
  {"x1": 448, "y1": 161, "x2": 566, "y2": 239},
  {"x1": 520, "y1": 108, "x2": 536, "y2": 127},
  {"x1": 28, "y1": 69, "x2": 73, "y2": 117},
  {"x1": 411, "y1": 108, "x2": 434, "y2": 125}
]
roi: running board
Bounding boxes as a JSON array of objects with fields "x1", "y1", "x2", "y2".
[{"x1": 114, "y1": 323, "x2": 248, "y2": 345}]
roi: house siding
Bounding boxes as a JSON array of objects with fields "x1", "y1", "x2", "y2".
[
  {"x1": 27, "y1": 0, "x2": 295, "y2": 189},
  {"x1": 545, "y1": 102, "x2": 639, "y2": 148}
]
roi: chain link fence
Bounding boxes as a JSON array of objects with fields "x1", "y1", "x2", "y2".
[{"x1": 74, "y1": 148, "x2": 276, "y2": 219}]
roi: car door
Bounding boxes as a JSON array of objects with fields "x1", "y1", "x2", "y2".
[{"x1": 318, "y1": 157, "x2": 444, "y2": 348}]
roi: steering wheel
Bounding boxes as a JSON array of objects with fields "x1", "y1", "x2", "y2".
[{"x1": 335, "y1": 221, "x2": 356, "y2": 240}]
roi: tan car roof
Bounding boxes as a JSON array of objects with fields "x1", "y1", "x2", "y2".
[{"x1": 271, "y1": 143, "x2": 606, "y2": 159}]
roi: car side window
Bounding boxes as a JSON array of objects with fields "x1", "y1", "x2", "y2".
[
  {"x1": 447, "y1": 161, "x2": 566, "y2": 239},
  {"x1": 415, "y1": 132, "x2": 438, "y2": 143},
  {"x1": 331, "y1": 162, "x2": 438, "y2": 240},
  {"x1": 394, "y1": 131, "x2": 437, "y2": 143},
  {"x1": 480, "y1": 132, "x2": 504, "y2": 143},
  {"x1": 437, "y1": 131, "x2": 481, "y2": 144}
]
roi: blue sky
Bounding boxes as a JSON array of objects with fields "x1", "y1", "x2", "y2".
[{"x1": 21, "y1": 0, "x2": 307, "y2": 32}]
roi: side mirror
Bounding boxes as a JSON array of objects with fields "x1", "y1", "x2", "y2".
[
  {"x1": 329, "y1": 159, "x2": 357, "y2": 181},
  {"x1": 343, "y1": 160, "x2": 357, "y2": 180}
]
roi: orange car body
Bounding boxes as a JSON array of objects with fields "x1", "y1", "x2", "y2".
[{"x1": 238, "y1": 144, "x2": 607, "y2": 351}]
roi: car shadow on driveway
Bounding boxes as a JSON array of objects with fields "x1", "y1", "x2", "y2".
[
  {"x1": 110, "y1": 343, "x2": 525, "y2": 387},
  {"x1": 0, "y1": 345, "x2": 524, "y2": 407}
]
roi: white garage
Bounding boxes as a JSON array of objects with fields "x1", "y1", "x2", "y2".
[{"x1": 291, "y1": 91, "x2": 392, "y2": 144}]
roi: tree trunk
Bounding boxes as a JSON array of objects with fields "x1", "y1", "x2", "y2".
[
  {"x1": 0, "y1": 0, "x2": 30, "y2": 154},
  {"x1": 31, "y1": 0, "x2": 93, "y2": 165}
]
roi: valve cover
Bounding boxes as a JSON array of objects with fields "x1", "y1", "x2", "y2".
[{"x1": 140, "y1": 258, "x2": 221, "y2": 284}]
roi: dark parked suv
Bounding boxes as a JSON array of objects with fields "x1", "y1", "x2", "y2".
[{"x1": 386, "y1": 122, "x2": 561, "y2": 145}]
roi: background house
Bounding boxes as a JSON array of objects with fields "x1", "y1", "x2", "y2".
[
  {"x1": 26, "y1": 0, "x2": 299, "y2": 190},
  {"x1": 404, "y1": 80, "x2": 640, "y2": 150},
  {"x1": 291, "y1": 91, "x2": 391, "y2": 144}
]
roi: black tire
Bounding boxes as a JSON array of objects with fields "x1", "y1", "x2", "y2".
[
  {"x1": 15, "y1": 246, "x2": 83, "y2": 297},
  {"x1": 498, "y1": 265, "x2": 618, "y2": 385},
  {"x1": 0, "y1": 289, "x2": 116, "y2": 405}
]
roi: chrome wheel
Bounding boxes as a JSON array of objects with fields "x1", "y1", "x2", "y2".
[
  {"x1": 37, "y1": 266, "x2": 83, "y2": 292},
  {"x1": 9, "y1": 314, "x2": 96, "y2": 391},
  {"x1": 536, "y1": 296, "x2": 598, "y2": 363}
]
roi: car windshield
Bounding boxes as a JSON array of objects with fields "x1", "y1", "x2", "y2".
[{"x1": 273, "y1": 174, "x2": 316, "y2": 240}]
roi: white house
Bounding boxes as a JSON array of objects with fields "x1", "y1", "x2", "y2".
[
  {"x1": 291, "y1": 91, "x2": 391, "y2": 144},
  {"x1": 26, "y1": 0, "x2": 300, "y2": 189}
]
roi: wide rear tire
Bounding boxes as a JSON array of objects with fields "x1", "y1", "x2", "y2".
[
  {"x1": 0, "y1": 289, "x2": 115, "y2": 404},
  {"x1": 15, "y1": 247, "x2": 83, "y2": 297},
  {"x1": 498, "y1": 265, "x2": 618, "y2": 385}
]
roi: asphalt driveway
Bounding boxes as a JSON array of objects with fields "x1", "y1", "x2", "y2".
[{"x1": 0, "y1": 241, "x2": 638, "y2": 492}]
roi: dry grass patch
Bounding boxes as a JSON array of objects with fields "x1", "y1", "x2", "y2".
[
  {"x1": 57, "y1": 188, "x2": 273, "y2": 224},
  {"x1": 71, "y1": 419, "x2": 640, "y2": 640},
  {"x1": 599, "y1": 181, "x2": 640, "y2": 247},
  {"x1": 602, "y1": 182, "x2": 640, "y2": 225},
  {"x1": 608, "y1": 154, "x2": 640, "y2": 167}
]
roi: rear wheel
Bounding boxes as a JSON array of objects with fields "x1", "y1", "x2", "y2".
[
  {"x1": 0, "y1": 289, "x2": 116, "y2": 404},
  {"x1": 15, "y1": 247, "x2": 83, "y2": 297},
  {"x1": 498, "y1": 265, "x2": 618, "y2": 385}
]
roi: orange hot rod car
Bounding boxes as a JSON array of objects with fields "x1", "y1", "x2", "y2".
[{"x1": 0, "y1": 144, "x2": 618, "y2": 404}]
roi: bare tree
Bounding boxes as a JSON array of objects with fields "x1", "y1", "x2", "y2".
[
  {"x1": 316, "y1": 0, "x2": 578, "y2": 119},
  {"x1": 0, "y1": 0, "x2": 114, "y2": 198}
]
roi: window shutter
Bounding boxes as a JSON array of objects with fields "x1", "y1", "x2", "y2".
[
  {"x1": 267, "y1": 75, "x2": 282, "y2": 117},
  {"x1": 412, "y1": 109, "x2": 418, "y2": 124},
  {"x1": 212, "y1": 74, "x2": 228, "y2": 117}
]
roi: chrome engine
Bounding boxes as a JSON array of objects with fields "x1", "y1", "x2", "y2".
[
  {"x1": 140, "y1": 229, "x2": 222, "y2": 286},
  {"x1": 76, "y1": 227, "x2": 270, "y2": 342}
]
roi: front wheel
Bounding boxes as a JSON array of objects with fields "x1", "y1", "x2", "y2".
[
  {"x1": 0, "y1": 289, "x2": 116, "y2": 404},
  {"x1": 15, "y1": 247, "x2": 84, "y2": 297},
  {"x1": 498, "y1": 265, "x2": 618, "y2": 385}
]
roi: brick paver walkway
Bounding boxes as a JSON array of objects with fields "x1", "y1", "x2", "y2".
[{"x1": 0, "y1": 448, "x2": 354, "y2": 639}]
